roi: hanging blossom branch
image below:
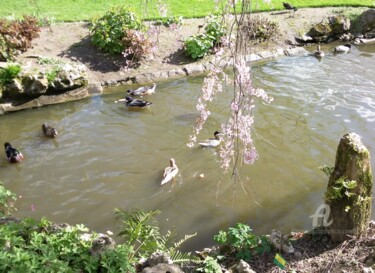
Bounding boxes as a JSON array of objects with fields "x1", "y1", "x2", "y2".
[{"x1": 188, "y1": 0, "x2": 273, "y2": 174}]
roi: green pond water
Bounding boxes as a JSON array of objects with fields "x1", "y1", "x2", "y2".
[{"x1": 1, "y1": 43, "x2": 374, "y2": 250}]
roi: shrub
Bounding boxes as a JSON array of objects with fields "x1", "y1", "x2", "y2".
[
  {"x1": 0, "y1": 15, "x2": 40, "y2": 61},
  {"x1": 0, "y1": 64, "x2": 22, "y2": 86},
  {"x1": 184, "y1": 16, "x2": 225, "y2": 60},
  {"x1": 184, "y1": 34, "x2": 215, "y2": 60},
  {"x1": 0, "y1": 182, "x2": 17, "y2": 217},
  {"x1": 243, "y1": 16, "x2": 279, "y2": 44},
  {"x1": 90, "y1": 6, "x2": 144, "y2": 55},
  {"x1": 122, "y1": 29, "x2": 153, "y2": 67},
  {"x1": 213, "y1": 223, "x2": 271, "y2": 261},
  {"x1": 154, "y1": 16, "x2": 184, "y2": 27},
  {"x1": 0, "y1": 217, "x2": 136, "y2": 273},
  {"x1": 204, "y1": 16, "x2": 225, "y2": 45}
]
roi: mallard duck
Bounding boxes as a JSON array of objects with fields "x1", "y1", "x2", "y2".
[
  {"x1": 4, "y1": 142, "x2": 24, "y2": 163},
  {"x1": 42, "y1": 123, "x2": 58, "y2": 138},
  {"x1": 283, "y1": 2, "x2": 297, "y2": 11},
  {"x1": 333, "y1": 44, "x2": 351, "y2": 53},
  {"x1": 283, "y1": 2, "x2": 297, "y2": 16},
  {"x1": 199, "y1": 131, "x2": 222, "y2": 148},
  {"x1": 313, "y1": 44, "x2": 325, "y2": 58},
  {"x1": 127, "y1": 83, "x2": 156, "y2": 96},
  {"x1": 161, "y1": 158, "x2": 178, "y2": 185},
  {"x1": 124, "y1": 96, "x2": 152, "y2": 109}
]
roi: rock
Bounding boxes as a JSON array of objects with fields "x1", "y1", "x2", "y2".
[
  {"x1": 22, "y1": 74, "x2": 49, "y2": 97},
  {"x1": 90, "y1": 233, "x2": 116, "y2": 256},
  {"x1": 270, "y1": 230, "x2": 295, "y2": 254},
  {"x1": 147, "y1": 252, "x2": 172, "y2": 267},
  {"x1": 141, "y1": 263, "x2": 184, "y2": 273},
  {"x1": 359, "y1": 8, "x2": 375, "y2": 33},
  {"x1": 306, "y1": 14, "x2": 350, "y2": 43},
  {"x1": 49, "y1": 63, "x2": 88, "y2": 93},
  {"x1": 236, "y1": 260, "x2": 257, "y2": 273},
  {"x1": 295, "y1": 34, "x2": 314, "y2": 43}
]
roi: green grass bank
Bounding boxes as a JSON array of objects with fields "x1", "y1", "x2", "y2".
[{"x1": 1, "y1": 0, "x2": 374, "y2": 21}]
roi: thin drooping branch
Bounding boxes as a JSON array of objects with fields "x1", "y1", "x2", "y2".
[{"x1": 188, "y1": 0, "x2": 273, "y2": 176}]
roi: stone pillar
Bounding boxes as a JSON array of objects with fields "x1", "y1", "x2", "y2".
[{"x1": 325, "y1": 132, "x2": 373, "y2": 241}]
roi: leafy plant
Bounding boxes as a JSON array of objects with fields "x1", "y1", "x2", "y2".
[
  {"x1": 115, "y1": 209, "x2": 197, "y2": 265},
  {"x1": 325, "y1": 176, "x2": 357, "y2": 201},
  {"x1": 213, "y1": 223, "x2": 271, "y2": 261},
  {"x1": 184, "y1": 34, "x2": 215, "y2": 59},
  {"x1": 184, "y1": 15, "x2": 225, "y2": 59},
  {"x1": 195, "y1": 256, "x2": 221, "y2": 273},
  {"x1": 0, "y1": 217, "x2": 135, "y2": 273},
  {"x1": 243, "y1": 16, "x2": 279, "y2": 44},
  {"x1": 90, "y1": 6, "x2": 144, "y2": 55},
  {"x1": 0, "y1": 182, "x2": 17, "y2": 217},
  {"x1": 0, "y1": 15, "x2": 40, "y2": 61},
  {"x1": 319, "y1": 165, "x2": 335, "y2": 177},
  {"x1": 154, "y1": 16, "x2": 184, "y2": 27},
  {"x1": 204, "y1": 16, "x2": 225, "y2": 45},
  {"x1": 122, "y1": 29, "x2": 153, "y2": 67},
  {"x1": 0, "y1": 64, "x2": 21, "y2": 87}
]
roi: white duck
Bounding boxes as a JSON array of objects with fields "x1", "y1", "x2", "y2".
[
  {"x1": 161, "y1": 158, "x2": 178, "y2": 185},
  {"x1": 333, "y1": 44, "x2": 351, "y2": 53},
  {"x1": 127, "y1": 83, "x2": 156, "y2": 96},
  {"x1": 199, "y1": 131, "x2": 222, "y2": 148}
]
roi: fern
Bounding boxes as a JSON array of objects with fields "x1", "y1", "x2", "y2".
[{"x1": 115, "y1": 208, "x2": 197, "y2": 265}]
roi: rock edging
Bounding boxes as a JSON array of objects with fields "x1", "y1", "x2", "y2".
[{"x1": 0, "y1": 46, "x2": 306, "y2": 114}]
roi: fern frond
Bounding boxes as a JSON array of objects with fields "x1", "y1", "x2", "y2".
[
  {"x1": 174, "y1": 232, "x2": 198, "y2": 249},
  {"x1": 170, "y1": 249, "x2": 200, "y2": 266}
]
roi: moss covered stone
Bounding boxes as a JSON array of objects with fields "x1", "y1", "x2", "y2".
[{"x1": 325, "y1": 132, "x2": 373, "y2": 241}]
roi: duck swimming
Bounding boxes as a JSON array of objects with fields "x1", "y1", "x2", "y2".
[
  {"x1": 42, "y1": 123, "x2": 58, "y2": 138},
  {"x1": 333, "y1": 44, "x2": 351, "y2": 53},
  {"x1": 199, "y1": 131, "x2": 222, "y2": 148},
  {"x1": 161, "y1": 158, "x2": 178, "y2": 185},
  {"x1": 4, "y1": 142, "x2": 24, "y2": 163},
  {"x1": 127, "y1": 83, "x2": 156, "y2": 96},
  {"x1": 313, "y1": 44, "x2": 325, "y2": 58},
  {"x1": 124, "y1": 96, "x2": 152, "y2": 109}
]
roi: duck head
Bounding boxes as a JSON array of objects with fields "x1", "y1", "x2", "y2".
[{"x1": 125, "y1": 96, "x2": 133, "y2": 102}]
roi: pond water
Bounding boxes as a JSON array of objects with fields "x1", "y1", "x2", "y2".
[{"x1": 1, "y1": 43, "x2": 374, "y2": 251}]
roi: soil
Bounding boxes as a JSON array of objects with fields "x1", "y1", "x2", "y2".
[
  {"x1": 16, "y1": 7, "x2": 367, "y2": 86},
  {"x1": 14, "y1": 6, "x2": 375, "y2": 273}
]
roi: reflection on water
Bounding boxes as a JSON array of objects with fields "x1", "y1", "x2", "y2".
[{"x1": 1, "y1": 44, "x2": 374, "y2": 250}]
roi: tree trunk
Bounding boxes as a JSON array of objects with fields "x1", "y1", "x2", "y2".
[{"x1": 325, "y1": 132, "x2": 373, "y2": 241}]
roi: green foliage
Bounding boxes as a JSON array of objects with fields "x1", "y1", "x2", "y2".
[
  {"x1": 0, "y1": 217, "x2": 135, "y2": 273},
  {"x1": 244, "y1": 16, "x2": 280, "y2": 44},
  {"x1": 184, "y1": 34, "x2": 215, "y2": 59},
  {"x1": 37, "y1": 57, "x2": 64, "y2": 84},
  {"x1": 204, "y1": 16, "x2": 225, "y2": 45},
  {"x1": 325, "y1": 176, "x2": 358, "y2": 201},
  {"x1": 213, "y1": 223, "x2": 271, "y2": 261},
  {"x1": 0, "y1": 64, "x2": 21, "y2": 88},
  {"x1": 115, "y1": 208, "x2": 197, "y2": 265},
  {"x1": 195, "y1": 256, "x2": 221, "y2": 273},
  {"x1": 154, "y1": 16, "x2": 184, "y2": 27},
  {"x1": 0, "y1": 182, "x2": 17, "y2": 217},
  {"x1": 0, "y1": 15, "x2": 40, "y2": 61},
  {"x1": 184, "y1": 16, "x2": 225, "y2": 59},
  {"x1": 319, "y1": 165, "x2": 335, "y2": 177},
  {"x1": 90, "y1": 6, "x2": 144, "y2": 55}
]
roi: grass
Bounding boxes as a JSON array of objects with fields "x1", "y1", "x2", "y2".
[{"x1": 0, "y1": 0, "x2": 374, "y2": 22}]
